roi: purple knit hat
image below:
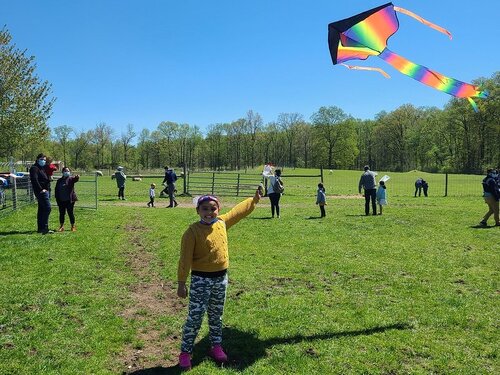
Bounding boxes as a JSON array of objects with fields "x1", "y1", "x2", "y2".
[{"x1": 196, "y1": 195, "x2": 220, "y2": 208}]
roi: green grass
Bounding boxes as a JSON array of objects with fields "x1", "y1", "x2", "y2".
[{"x1": 1, "y1": 173, "x2": 498, "y2": 374}]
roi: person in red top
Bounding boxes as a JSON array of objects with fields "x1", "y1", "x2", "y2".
[
  {"x1": 44, "y1": 157, "x2": 59, "y2": 179},
  {"x1": 44, "y1": 157, "x2": 59, "y2": 198}
]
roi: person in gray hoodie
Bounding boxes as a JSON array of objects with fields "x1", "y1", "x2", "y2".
[
  {"x1": 115, "y1": 166, "x2": 127, "y2": 200},
  {"x1": 358, "y1": 165, "x2": 377, "y2": 216}
]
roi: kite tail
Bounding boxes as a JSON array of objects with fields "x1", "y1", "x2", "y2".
[
  {"x1": 394, "y1": 6, "x2": 452, "y2": 39},
  {"x1": 340, "y1": 63, "x2": 390, "y2": 78},
  {"x1": 379, "y1": 48, "x2": 488, "y2": 111}
]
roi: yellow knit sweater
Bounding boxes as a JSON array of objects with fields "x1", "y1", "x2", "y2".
[{"x1": 177, "y1": 197, "x2": 258, "y2": 282}]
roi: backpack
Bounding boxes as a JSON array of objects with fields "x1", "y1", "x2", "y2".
[
  {"x1": 482, "y1": 177, "x2": 494, "y2": 194},
  {"x1": 273, "y1": 177, "x2": 284, "y2": 193}
]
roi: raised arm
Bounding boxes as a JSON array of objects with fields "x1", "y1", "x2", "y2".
[{"x1": 219, "y1": 191, "x2": 260, "y2": 229}]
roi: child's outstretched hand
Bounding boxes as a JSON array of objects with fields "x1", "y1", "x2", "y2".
[{"x1": 177, "y1": 282, "x2": 188, "y2": 298}]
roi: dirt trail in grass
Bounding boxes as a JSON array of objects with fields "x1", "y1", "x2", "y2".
[{"x1": 120, "y1": 218, "x2": 186, "y2": 373}]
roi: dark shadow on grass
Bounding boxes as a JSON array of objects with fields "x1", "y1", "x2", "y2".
[
  {"x1": 126, "y1": 366, "x2": 182, "y2": 375},
  {"x1": 345, "y1": 214, "x2": 370, "y2": 217},
  {"x1": 128, "y1": 322, "x2": 411, "y2": 374},
  {"x1": 470, "y1": 225, "x2": 495, "y2": 229},
  {"x1": 306, "y1": 216, "x2": 323, "y2": 220},
  {"x1": 0, "y1": 230, "x2": 39, "y2": 235}
]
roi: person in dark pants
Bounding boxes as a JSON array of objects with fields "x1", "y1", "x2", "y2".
[
  {"x1": 162, "y1": 166, "x2": 178, "y2": 207},
  {"x1": 29, "y1": 153, "x2": 53, "y2": 234},
  {"x1": 55, "y1": 167, "x2": 80, "y2": 232},
  {"x1": 265, "y1": 168, "x2": 283, "y2": 218},
  {"x1": 358, "y1": 165, "x2": 377, "y2": 215},
  {"x1": 414, "y1": 178, "x2": 423, "y2": 197},
  {"x1": 115, "y1": 166, "x2": 126, "y2": 200},
  {"x1": 422, "y1": 179, "x2": 429, "y2": 197}
]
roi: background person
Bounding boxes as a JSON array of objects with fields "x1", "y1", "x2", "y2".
[
  {"x1": 422, "y1": 179, "x2": 429, "y2": 197},
  {"x1": 115, "y1": 166, "x2": 127, "y2": 200},
  {"x1": 162, "y1": 166, "x2": 178, "y2": 207},
  {"x1": 358, "y1": 165, "x2": 377, "y2": 215},
  {"x1": 377, "y1": 180, "x2": 388, "y2": 215},
  {"x1": 147, "y1": 183, "x2": 156, "y2": 207},
  {"x1": 316, "y1": 182, "x2": 327, "y2": 218},
  {"x1": 29, "y1": 153, "x2": 53, "y2": 234},
  {"x1": 479, "y1": 168, "x2": 500, "y2": 227},
  {"x1": 414, "y1": 178, "x2": 423, "y2": 197},
  {"x1": 55, "y1": 167, "x2": 80, "y2": 232},
  {"x1": 264, "y1": 168, "x2": 283, "y2": 218}
]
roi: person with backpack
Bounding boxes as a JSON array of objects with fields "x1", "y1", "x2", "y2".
[
  {"x1": 479, "y1": 168, "x2": 500, "y2": 227},
  {"x1": 264, "y1": 168, "x2": 284, "y2": 218},
  {"x1": 162, "y1": 166, "x2": 178, "y2": 208}
]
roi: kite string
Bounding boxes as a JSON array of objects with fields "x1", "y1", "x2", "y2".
[{"x1": 394, "y1": 6, "x2": 453, "y2": 40}]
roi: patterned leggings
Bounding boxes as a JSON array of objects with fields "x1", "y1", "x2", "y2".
[{"x1": 181, "y1": 274, "x2": 228, "y2": 353}]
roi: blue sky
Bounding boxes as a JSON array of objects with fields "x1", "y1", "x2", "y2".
[{"x1": 2, "y1": 0, "x2": 498, "y2": 135}]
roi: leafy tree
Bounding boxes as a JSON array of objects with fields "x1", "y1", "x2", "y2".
[
  {"x1": 311, "y1": 106, "x2": 350, "y2": 169},
  {"x1": 0, "y1": 28, "x2": 55, "y2": 159},
  {"x1": 53, "y1": 125, "x2": 73, "y2": 166},
  {"x1": 120, "y1": 124, "x2": 136, "y2": 163}
]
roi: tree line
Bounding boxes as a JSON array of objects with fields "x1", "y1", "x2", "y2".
[{"x1": 1, "y1": 28, "x2": 498, "y2": 174}]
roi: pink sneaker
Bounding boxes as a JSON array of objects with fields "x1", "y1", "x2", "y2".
[
  {"x1": 209, "y1": 345, "x2": 228, "y2": 363},
  {"x1": 178, "y1": 352, "x2": 191, "y2": 371}
]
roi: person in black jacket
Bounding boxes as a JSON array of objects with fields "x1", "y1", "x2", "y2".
[
  {"x1": 55, "y1": 167, "x2": 80, "y2": 232},
  {"x1": 479, "y1": 168, "x2": 500, "y2": 227},
  {"x1": 29, "y1": 153, "x2": 53, "y2": 234},
  {"x1": 162, "y1": 166, "x2": 178, "y2": 208}
]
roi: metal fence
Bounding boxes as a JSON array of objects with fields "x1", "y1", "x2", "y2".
[
  {"x1": 187, "y1": 172, "x2": 262, "y2": 196},
  {"x1": 0, "y1": 173, "x2": 35, "y2": 217},
  {"x1": 0, "y1": 170, "x2": 99, "y2": 217}
]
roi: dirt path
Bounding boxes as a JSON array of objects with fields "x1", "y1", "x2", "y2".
[{"x1": 119, "y1": 218, "x2": 186, "y2": 373}]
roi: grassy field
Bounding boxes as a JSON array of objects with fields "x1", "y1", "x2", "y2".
[{"x1": 0, "y1": 170, "x2": 498, "y2": 374}]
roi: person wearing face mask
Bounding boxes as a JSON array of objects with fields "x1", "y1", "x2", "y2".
[
  {"x1": 479, "y1": 168, "x2": 500, "y2": 227},
  {"x1": 176, "y1": 190, "x2": 261, "y2": 371},
  {"x1": 55, "y1": 167, "x2": 80, "y2": 232},
  {"x1": 29, "y1": 153, "x2": 53, "y2": 234}
]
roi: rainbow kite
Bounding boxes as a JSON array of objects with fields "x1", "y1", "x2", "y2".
[{"x1": 328, "y1": 2, "x2": 488, "y2": 111}]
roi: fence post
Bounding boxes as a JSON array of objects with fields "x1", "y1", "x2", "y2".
[
  {"x1": 444, "y1": 173, "x2": 448, "y2": 197},
  {"x1": 183, "y1": 164, "x2": 187, "y2": 195},
  {"x1": 95, "y1": 172, "x2": 98, "y2": 209},
  {"x1": 11, "y1": 175, "x2": 17, "y2": 211},
  {"x1": 236, "y1": 173, "x2": 241, "y2": 196},
  {"x1": 211, "y1": 173, "x2": 215, "y2": 195}
]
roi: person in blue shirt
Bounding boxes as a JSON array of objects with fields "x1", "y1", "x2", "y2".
[
  {"x1": 316, "y1": 182, "x2": 327, "y2": 218},
  {"x1": 376, "y1": 180, "x2": 387, "y2": 215}
]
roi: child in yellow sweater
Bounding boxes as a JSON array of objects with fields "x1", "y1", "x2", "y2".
[{"x1": 177, "y1": 190, "x2": 261, "y2": 370}]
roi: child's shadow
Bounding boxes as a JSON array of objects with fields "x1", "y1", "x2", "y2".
[{"x1": 128, "y1": 322, "x2": 410, "y2": 374}]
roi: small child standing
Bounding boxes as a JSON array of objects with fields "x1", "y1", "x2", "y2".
[
  {"x1": 376, "y1": 180, "x2": 387, "y2": 215},
  {"x1": 177, "y1": 190, "x2": 261, "y2": 371},
  {"x1": 147, "y1": 183, "x2": 156, "y2": 207},
  {"x1": 316, "y1": 182, "x2": 327, "y2": 217}
]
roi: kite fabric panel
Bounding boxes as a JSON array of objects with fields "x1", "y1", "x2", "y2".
[{"x1": 328, "y1": 2, "x2": 488, "y2": 111}]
